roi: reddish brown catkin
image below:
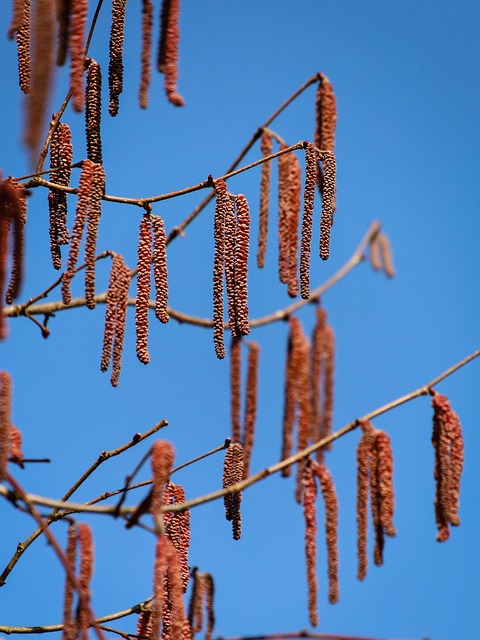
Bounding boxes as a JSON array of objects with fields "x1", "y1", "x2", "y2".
[
  {"x1": 84, "y1": 164, "x2": 106, "y2": 309},
  {"x1": 302, "y1": 464, "x2": 319, "y2": 627},
  {"x1": 136, "y1": 214, "x2": 153, "y2": 365},
  {"x1": 158, "y1": 0, "x2": 185, "y2": 106},
  {"x1": 55, "y1": 0, "x2": 70, "y2": 66},
  {"x1": 310, "y1": 306, "x2": 326, "y2": 446},
  {"x1": 234, "y1": 194, "x2": 250, "y2": 336},
  {"x1": 152, "y1": 534, "x2": 170, "y2": 640},
  {"x1": 85, "y1": 59, "x2": 103, "y2": 166},
  {"x1": 369, "y1": 429, "x2": 384, "y2": 567},
  {"x1": 377, "y1": 232, "x2": 395, "y2": 277},
  {"x1": 375, "y1": 430, "x2": 396, "y2": 538},
  {"x1": 69, "y1": 0, "x2": 88, "y2": 112},
  {"x1": 152, "y1": 215, "x2": 169, "y2": 324},
  {"x1": 286, "y1": 153, "x2": 301, "y2": 298},
  {"x1": 111, "y1": 260, "x2": 131, "y2": 387},
  {"x1": 300, "y1": 142, "x2": 317, "y2": 299},
  {"x1": 431, "y1": 391, "x2": 464, "y2": 541},
  {"x1": 315, "y1": 462, "x2": 340, "y2": 604},
  {"x1": 222, "y1": 442, "x2": 243, "y2": 540},
  {"x1": 224, "y1": 194, "x2": 237, "y2": 338},
  {"x1": 0, "y1": 215, "x2": 9, "y2": 340},
  {"x1": 315, "y1": 74, "x2": 337, "y2": 153},
  {"x1": 76, "y1": 523, "x2": 94, "y2": 640},
  {"x1": 277, "y1": 145, "x2": 291, "y2": 284},
  {"x1": 5, "y1": 178, "x2": 26, "y2": 305},
  {"x1": 164, "y1": 541, "x2": 186, "y2": 640},
  {"x1": 230, "y1": 337, "x2": 242, "y2": 443},
  {"x1": 49, "y1": 122, "x2": 73, "y2": 269},
  {"x1": 0, "y1": 371, "x2": 12, "y2": 481},
  {"x1": 295, "y1": 332, "x2": 311, "y2": 504},
  {"x1": 62, "y1": 523, "x2": 77, "y2": 640},
  {"x1": 204, "y1": 573, "x2": 215, "y2": 640},
  {"x1": 320, "y1": 323, "x2": 335, "y2": 445},
  {"x1": 9, "y1": 425, "x2": 24, "y2": 466},
  {"x1": 101, "y1": 255, "x2": 122, "y2": 374},
  {"x1": 164, "y1": 484, "x2": 191, "y2": 592},
  {"x1": 369, "y1": 233, "x2": 382, "y2": 272},
  {"x1": 25, "y1": 0, "x2": 55, "y2": 155},
  {"x1": 188, "y1": 569, "x2": 206, "y2": 633},
  {"x1": 108, "y1": 0, "x2": 127, "y2": 116},
  {"x1": 213, "y1": 179, "x2": 227, "y2": 359},
  {"x1": 61, "y1": 160, "x2": 95, "y2": 304},
  {"x1": 136, "y1": 610, "x2": 153, "y2": 640},
  {"x1": 319, "y1": 150, "x2": 336, "y2": 261},
  {"x1": 9, "y1": 0, "x2": 25, "y2": 38},
  {"x1": 151, "y1": 440, "x2": 175, "y2": 530},
  {"x1": 280, "y1": 316, "x2": 303, "y2": 476},
  {"x1": 15, "y1": 0, "x2": 30, "y2": 94},
  {"x1": 139, "y1": 0, "x2": 154, "y2": 108},
  {"x1": 257, "y1": 130, "x2": 272, "y2": 268},
  {"x1": 242, "y1": 341, "x2": 260, "y2": 479},
  {"x1": 356, "y1": 421, "x2": 375, "y2": 581}
]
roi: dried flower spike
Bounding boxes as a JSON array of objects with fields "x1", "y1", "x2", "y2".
[
  {"x1": 108, "y1": 0, "x2": 127, "y2": 116},
  {"x1": 136, "y1": 214, "x2": 153, "y2": 364},
  {"x1": 69, "y1": 0, "x2": 88, "y2": 112},
  {"x1": 222, "y1": 442, "x2": 244, "y2": 540},
  {"x1": 257, "y1": 131, "x2": 272, "y2": 268},
  {"x1": 158, "y1": 0, "x2": 185, "y2": 106}
]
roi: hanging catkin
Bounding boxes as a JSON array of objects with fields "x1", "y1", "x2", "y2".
[
  {"x1": 222, "y1": 442, "x2": 243, "y2": 540},
  {"x1": 310, "y1": 306, "x2": 326, "y2": 448},
  {"x1": 320, "y1": 323, "x2": 335, "y2": 445},
  {"x1": 153, "y1": 535, "x2": 186, "y2": 640},
  {"x1": 24, "y1": 0, "x2": 55, "y2": 155},
  {"x1": 257, "y1": 130, "x2": 272, "y2": 268},
  {"x1": 280, "y1": 316, "x2": 303, "y2": 477},
  {"x1": 319, "y1": 150, "x2": 336, "y2": 261},
  {"x1": 0, "y1": 371, "x2": 12, "y2": 481},
  {"x1": 234, "y1": 194, "x2": 250, "y2": 336},
  {"x1": 84, "y1": 164, "x2": 106, "y2": 309},
  {"x1": 136, "y1": 214, "x2": 153, "y2": 365},
  {"x1": 224, "y1": 193, "x2": 237, "y2": 338},
  {"x1": 48, "y1": 122, "x2": 73, "y2": 269},
  {"x1": 163, "y1": 483, "x2": 191, "y2": 592},
  {"x1": 295, "y1": 332, "x2": 311, "y2": 504},
  {"x1": 302, "y1": 464, "x2": 319, "y2": 627},
  {"x1": 356, "y1": 421, "x2": 375, "y2": 581},
  {"x1": 108, "y1": 0, "x2": 127, "y2": 116},
  {"x1": 55, "y1": 0, "x2": 70, "y2": 66},
  {"x1": 242, "y1": 341, "x2": 260, "y2": 479},
  {"x1": 5, "y1": 178, "x2": 26, "y2": 305},
  {"x1": 300, "y1": 142, "x2": 317, "y2": 299},
  {"x1": 152, "y1": 215, "x2": 169, "y2": 324},
  {"x1": 286, "y1": 153, "x2": 301, "y2": 298},
  {"x1": 101, "y1": 254, "x2": 122, "y2": 374},
  {"x1": 188, "y1": 570, "x2": 215, "y2": 640},
  {"x1": 77, "y1": 523, "x2": 94, "y2": 640},
  {"x1": 212, "y1": 179, "x2": 227, "y2": 359},
  {"x1": 139, "y1": 0, "x2": 154, "y2": 108},
  {"x1": 431, "y1": 390, "x2": 464, "y2": 542},
  {"x1": 85, "y1": 59, "x2": 103, "y2": 166},
  {"x1": 277, "y1": 145, "x2": 291, "y2": 285},
  {"x1": 314, "y1": 74, "x2": 337, "y2": 153},
  {"x1": 230, "y1": 337, "x2": 242, "y2": 443},
  {"x1": 314, "y1": 462, "x2": 340, "y2": 604},
  {"x1": 14, "y1": 0, "x2": 30, "y2": 94},
  {"x1": 9, "y1": 425, "x2": 24, "y2": 467},
  {"x1": 62, "y1": 523, "x2": 77, "y2": 640},
  {"x1": 158, "y1": 0, "x2": 185, "y2": 106},
  {"x1": 110, "y1": 259, "x2": 131, "y2": 387},
  {"x1": 69, "y1": 0, "x2": 88, "y2": 112},
  {"x1": 151, "y1": 440, "x2": 175, "y2": 533}
]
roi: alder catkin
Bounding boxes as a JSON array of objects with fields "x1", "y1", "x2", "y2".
[
  {"x1": 277, "y1": 145, "x2": 291, "y2": 285},
  {"x1": 139, "y1": 0, "x2": 154, "y2": 109},
  {"x1": 222, "y1": 442, "x2": 243, "y2": 540},
  {"x1": 257, "y1": 130, "x2": 272, "y2": 268},
  {"x1": 280, "y1": 316, "x2": 303, "y2": 476},
  {"x1": 356, "y1": 422, "x2": 375, "y2": 581},
  {"x1": 310, "y1": 306, "x2": 326, "y2": 446},
  {"x1": 302, "y1": 464, "x2": 319, "y2": 627},
  {"x1": 320, "y1": 324, "x2": 335, "y2": 445},
  {"x1": 375, "y1": 430, "x2": 396, "y2": 538},
  {"x1": 319, "y1": 150, "x2": 336, "y2": 261},
  {"x1": 242, "y1": 341, "x2": 260, "y2": 479},
  {"x1": 84, "y1": 164, "x2": 106, "y2": 309},
  {"x1": 151, "y1": 440, "x2": 175, "y2": 530},
  {"x1": 85, "y1": 59, "x2": 103, "y2": 166},
  {"x1": 9, "y1": 425, "x2": 24, "y2": 466},
  {"x1": 300, "y1": 143, "x2": 317, "y2": 299},
  {"x1": 62, "y1": 523, "x2": 77, "y2": 640},
  {"x1": 230, "y1": 337, "x2": 242, "y2": 444},
  {"x1": 314, "y1": 74, "x2": 337, "y2": 153},
  {"x1": 136, "y1": 214, "x2": 153, "y2": 365},
  {"x1": 152, "y1": 215, "x2": 170, "y2": 324},
  {"x1": 55, "y1": 0, "x2": 70, "y2": 66},
  {"x1": 314, "y1": 462, "x2": 340, "y2": 604},
  {"x1": 295, "y1": 333, "x2": 311, "y2": 504},
  {"x1": 188, "y1": 569, "x2": 206, "y2": 633},
  {"x1": 234, "y1": 194, "x2": 250, "y2": 336},
  {"x1": 5, "y1": 178, "x2": 26, "y2": 304},
  {"x1": 213, "y1": 179, "x2": 227, "y2": 359},
  {"x1": 69, "y1": 0, "x2": 88, "y2": 112},
  {"x1": 158, "y1": 0, "x2": 185, "y2": 106},
  {"x1": 224, "y1": 194, "x2": 237, "y2": 338},
  {"x1": 101, "y1": 255, "x2": 121, "y2": 373},
  {"x1": 77, "y1": 523, "x2": 94, "y2": 640},
  {"x1": 48, "y1": 122, "x2": 73, "y2": 269},
  {"x1": 286, "y1": 153, "x2": 301, "y2": 298},
  {"x1": 108, "y1": 0, "x2": 127, "y2": 116},
  {"x1": 111, "y1": 260, "x2": 131, "y2": 387},
  {"x1": 15, "y1": 0, "x2": 30, "y2": 94},
  {"x1": 0, "y1": 371, "x2": 12, "y2": 481},
  {"x1": 164, "y1": 484, "x2": 191, "y2": 592},
  {"x1": 377, "y1": 232, "x2": 395, "y2": 278}
]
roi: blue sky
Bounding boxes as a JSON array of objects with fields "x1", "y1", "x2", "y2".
[{"x1": 0, "y1": 2, "x2": 479, "y2": 640}]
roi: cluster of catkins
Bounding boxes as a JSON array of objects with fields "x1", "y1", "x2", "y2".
[{"x1": 9, "y1": 0, "x2": 184, "y2": 154}]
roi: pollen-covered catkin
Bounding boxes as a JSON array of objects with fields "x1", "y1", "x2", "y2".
[
  {"x1": 0, "y1": 371, "x2": 12, "y2": 481},
  {"x1": 108, "y1": 0, "x2": 127, "y2": 116},
  {"x1": 230, "y1": 337, "x2": 241, "y2": 444},
  {"x1": 158, "y1": 0, "x2": 185, "y2": 106},
  {"x1": 136, "y1": 214, "x2": 153, "y2": 365},
  {"x1": 69, "y1": 0, "x2": 88, "y2": 112},
  {"x1": 62, "y1": 523, "x2": 77, "y2": 640},
  {"x1": 242, "y1": 341, "x2": 260, "y2": 479},
  {"x1": 224, "y1": 194, "x2": 237, "y2": 338},
  {"x1": 302, "y1": 464, "x2": 318, "y2": 627},
  {"x1": 139, "y1": 0, "x2": 154, "y2": 108},
  {"x1": 314, "y1": 74, "x2": 337, "y2": 153},
  {"x1": 15, "y1": 0, "x2": 30, "y2": 94},
  {"x1": 213, "y1": 179, "x2": 227, "y2": 359},
  {"x1": 222, "y1": 442, "x2": 243, "y2": 540},
  {"x1": 5, "y1": 178, "x2": 26, "y2": 305},
  {"x1": 277, "y1": 146, "x2": 291, "y2": 285},
  {"x1": 101, "y1": 254, "x2": 124, "y2": 374},
  {"x1": 48, "y1": 122, "x2": 73, "y2": 269},
  {"x1": 257, "y1": 131, "x2": 272, "y2": 268},
  {"x1": 286, "y1": 153, "x2": 301, "y2": 298},
  {"x1": 84, "y1": 164, "x2": 106, "y2": 309},
  {"x1": 319, "y1": 150, "x2": 336, "y2": 261},
  {"x1": 234, "y1": 194, "x2": 250, "y2": 336},
  {"x1": 110, "y1": 260, "x2": 131, "y2": 387},
  {"x1": 300, "y1": 143, "x2": 317, "y2": 299},
  {"x1": 164, "y1": 484, "x2": 191, "y2": 592},
  {"x1": 314, "y1": 462, "x2": 340, "y2": 604},
  {"x1": 151, "y1": 440, "x2": 175, "y2": 530},
  {"x1": 85, "y1": 59, "x2": 103, "y2": 166},
  {"x1": 356, "y1": 422, "x2": 375, "y2": 581},
  {"x1": 152, "y1": 215, "x2": 169, "y2": 324},
  {"x1": 280, "y1": 316, "x2": 303, "y2": 476},
  {"x1": 77, "y1": 523, "x2": 94, "y2": 640}
]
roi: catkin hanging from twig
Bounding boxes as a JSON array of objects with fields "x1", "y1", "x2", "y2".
[
  {"x1": 212, "y1": 179, "x2": 227, "y2": 359},
  {"x1": 14, "y1": 0, "x2": 30, "y2": 94},
  {"x1": 286, "y1": 153, "x2": 301, "y2": 298},
  {"x1": 151, "y1": 440, "x2": 175, "y2": 533},
  {"x1": 85, "y1": 59, "x2": 103, "y2": 166},
  {"x1": 0, "y1": 371, "x2": 12, "y2": 481},
  {"x1": 48, "y1": 122, "x2": 73, "y2": 269},
  {"x1": 369, "y1": 231, "x2": 396, "y2": 278},
  {"x1": 280, "y1": 316, "x2": 303, "y2": 477},
  {"x1": 152, "y1": 215, "x2": 169, "y2": 324},
  {"x1": 164, "y1": 483, "x2": 191, "y2": 592},
  {"x1": 62, "y1": 522, "x2": 77, "y2": 640},
  {"x1": 84, "y1": 165, "x2": 106, "y2": 309},
  {"x1": 431, "y1": 390, "x2": 464, "y2": 542},
  {"x1": 136, "y1": 214, "x2": 153, "y2": 364},
  {"x1": 157, "y1": 0, "x2": 185, "y2": 106},
  {"x1": 108, "y1": 0, "x2": 127, "y2": 116},
  {"x1": 319, "y1": 150, "x2": 336, "y2": 260},
  {"x1": 242, "y1": 341, "x2": 260, "y2": 479},
  {"x1": 295, "y1": 332, "x2": 311, "y2": 504},
  {"x1": 230, "y1": 337, "x2": 242, "y2": 443},
  {"x1": 234, "y1": 194, "x2": 250, "y2": 336},
  {"x1": 302, "y1": 463, "x2": 319, "y2": 627},
  {"x1": 222, "y1": 442, "x2": 243, "y2": 540},
  {"x1": 55, "y1": 0, "x2": 70, "y2": 66},
  {"x1": 314, "y1": 462, "x2": 340, "y2": 605},
  {"x1": 224, "y1": 194, "x2": 237, "y2": 338},
  {"x1": 69, "y1": 0, "x2": 88, "y2": 112},
  {"x1": 76, "y1": 523, "x2": 94, "y2": 640},
  {"x1": 300, "y1": 142, "x2": 317, "y2": 299},
  {"x1": 257, "y1": 130, "x2": 272, "y2": 268},
  {"x1": 277, "y1": 145, "x2": 291, "y2": 285},
  {"x1": 139, "y1": 0, "x2": 154, "y2": 108},
  {"x1": 110, "y1": 258, "x2": 131, "y2": 387},
  {"x1": 315, "y1": 74, "x2": 337, "y2": 154},
  {"x1": 188, "y1": 570, "x2": 215, "y2": 640}
]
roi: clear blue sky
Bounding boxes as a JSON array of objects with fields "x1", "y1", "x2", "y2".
[{"x1": 0, "y1": 2, "x2": 479, "y2": 640}]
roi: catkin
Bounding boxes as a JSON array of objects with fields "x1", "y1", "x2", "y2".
[
  {"x1": 310, "y1": 306, "x2": 326, "y2": 446},
  {"x1": 213, "y1": 179, "x2": 227, "y2": 359},
  {"x1": 85, "y1": 59, "x2": 103, "y2": 166},
  {"x1": 101, "y1": 255, "x2": 122, "y2": 373},
  {"x1": 234, "y1": 194, "x2": 250, "y2": 336},
  {"x1": 356, "y1": 421, "x2": 375, "y2": 581},
  {"x1": 69, "y1": 0, "x2": 88, "y2": 112},
  {"x1": 222, "y1": 442, "x2": 243, "y2": 540},
  {"x1": 139, "y1": 0, "x2": 154, "y2": 108},
  {"x1": 15, "y1": 0, "x2": 30, "y2": 94},
  {"x1": 136, "y1": 214, "x2": 153, "y2": 365},
  {"x1": 375, "y1": 430, "x2": 396, "y2": 538},
  {"x1": 5, "y1": 178, "x2": 26, "y2": 305},
  {"x1": 280, "y1": 316, "x2": 303, "y2": 476},
  {"x1": 314, "y1": 462, "x2": 339, "y2": 604},
  {"x1": 0, "y1": 371, "x2": 12, "y2": 481},
  {"x1": 152, "y1": 215, "x2": 169, "y2": 324},
  {"x1": 300, "y1": 143, "x2": 317, "y2": 299},
  {"x1": 314, "y1": 74, "x2": 337, "y2": 153},
  {"x1": 319, "y1": 150, "x2": 336, "y2": 260},
  {"x1": 158, "y1": 0, "x2": 185, "y2": 106},
  {"x1": 377, "y1": 232, "x2": 395, "y2": 277},
  {"x1": 151, "y1": 440, "x2": 175, "y2": 531},
  {"x1": 242, "y1": 341, "x2": 260, "y2": 479},
  {"x1": 164, "y1": 484, "x2": 191, "y2": 592},
  {"x1": 48, "y1": 122, "x2": 73, "y2": 269},
  {"x1": 295, "y1": 333, "x2": 311, "y2": 504},
  {"x1": 188, "y1": 570, "x2": 215, "y2": 640},
  {"x1": 62, "y1": 523, "x2": 77, "y2": 640},
  {"x1": 224, "y1": 194, "x2": 237, "y2": 338},
  {"x1": 320, "y1": 324, "x2": 335, "y2": 445},
  {"x1": 0, "y1": 217, "x2": 9, "y2": 340},
  {"x1": 277, "y1": 145, "x2": 291, "y2": 285},
  {"x1": 108, "y1": 0, "x2": 127, "y2": 116},
  {"x1": 153, "y1": 535, "x2": 185, "y2": 640},
  {"x1": 286, "y1": 153, "x2": 301, "y2": 298},
  {"x1": 55, "y1": 0, "x2": 70, "y2": 66},
  {"x1": 9, "y1": 425, "x2": 24, "y2": 466},
  {"x1": 84, "y1": 164, "x2": 106, "y2": 309},
  {"x1": 302, "y1": 464, "x2": 318, "y2": 627},
  {"x1": 230, "y1": 337, "x2": 242, "y2": 444},
  {"x1": 257, "y1": 131, "x2": 272, "y2": 268},
  {"x1": 77, "y1": 523, "x2": 94, "y2": 640},
  {"x1": 111, "y1": 260, "x2": 131, "y2": 387}
]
